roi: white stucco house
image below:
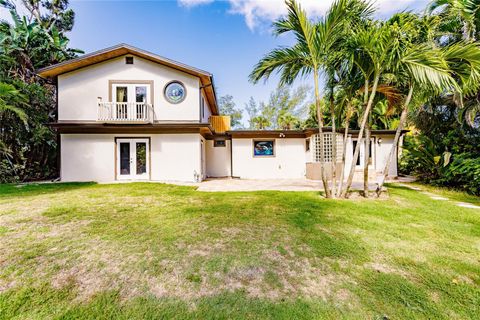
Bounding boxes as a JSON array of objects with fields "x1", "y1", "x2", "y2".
[{"x1": 37, "y1": 44, "x2": 406, "y2": 183}]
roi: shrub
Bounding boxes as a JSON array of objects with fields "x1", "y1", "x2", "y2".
[{"x1": 400, "y1": 136, "x2": 480, "y2": 195}]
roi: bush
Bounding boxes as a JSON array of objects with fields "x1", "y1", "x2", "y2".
[
  {"x1": 441, "y1": 154, "x2": 480, "y2": 196},
  {"x1": 400, "y1": 136, "x2": 480, "y2": 195}
]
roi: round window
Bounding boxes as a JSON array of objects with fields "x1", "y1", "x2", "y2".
[{"x1": 164, "y1": 81, "x2": 186, "y2": 104}]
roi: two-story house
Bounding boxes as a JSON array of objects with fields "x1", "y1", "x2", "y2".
[{"x1": 38, "y1": 44, "x2": 406, "y2": 183}]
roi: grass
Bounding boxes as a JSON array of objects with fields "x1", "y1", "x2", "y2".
[{"x1": 0, "y1": 182, "x2": 479, "y2": 319}]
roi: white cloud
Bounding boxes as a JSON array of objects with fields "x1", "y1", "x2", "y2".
[{"x1": 178, "y1": 0, "x2": 428, "y2": 30}]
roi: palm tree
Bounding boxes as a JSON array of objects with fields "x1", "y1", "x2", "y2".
[
  {"x1": 427, "y1": 0, "x2": 480, "y2": 41},
  {"x1": 330, "y1": 63, "x2": 365, "y2": 196},
  {"x1": 278, "y1": 111, "x2": 300, "y2": 129},
  {"x1": 374, "y1": 43, "x2": 479, "y2": 195},
  {"x1": 250, "y1": 0, "x2": 335, "y2": 197},
  {"x1": 251, "y1": 115, "x2": 271, "y2": 130},
  {"x1": 427, "y1": 0, "x2": 480, "y2": 126},
  {"x1": 340, "y1": 22, "x2": 393, "y2": 197},
  {"x1": 374, "y1": 10, "x2": 480, "y2": 196},
  {"x1": 250, "y1": 0, "x2": 371, "y2": 197}
]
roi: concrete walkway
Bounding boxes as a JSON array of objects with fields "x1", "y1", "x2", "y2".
[{"x1": 398, "y1": 183, "x2": 480, "y2": 210}]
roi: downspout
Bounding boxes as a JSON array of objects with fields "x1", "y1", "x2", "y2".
[
  {"x1": 230, "y1": 137, "x2": 233, "y2": 178},
  {"x1": 229, "y1": 134, "x2": 236, "y2": 178},
  {"x1": 199, "y1": 84, "x2": 203, "y2": 123}
]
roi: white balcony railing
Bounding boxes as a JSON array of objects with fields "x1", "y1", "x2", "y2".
[{"x1": 97, "y1": 102, "x2": 153, "y2": 123}]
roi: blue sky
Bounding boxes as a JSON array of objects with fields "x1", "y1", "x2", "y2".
[{"x1": 2, "y1": 0, "x2": 430, "y2": 121}]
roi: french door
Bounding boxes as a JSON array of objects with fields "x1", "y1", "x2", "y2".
[
  {"x1": 112, "y1": 84, "x2": 150, "y2": 104},
  {"x1": 116, "y1": 138, "x2": 150, "y2": 180},
  {"x1": 112, "y1": 83, "x2": 150, "y2": 121}
]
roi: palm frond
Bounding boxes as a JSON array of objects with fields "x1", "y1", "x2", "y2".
[
  {"x1": 249, "y1": 45, "x2": 311, "y2": 85},
  {"x1": 402, "y1": 45, "x2": 457, "y2": 92}
]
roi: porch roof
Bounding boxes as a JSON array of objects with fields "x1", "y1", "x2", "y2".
[{"x1": 50, "y1": 121, "x2": 215, "y2": 135}]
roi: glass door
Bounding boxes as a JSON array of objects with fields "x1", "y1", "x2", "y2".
[
  {"x1": 116, "y1": 138, "x2": 149, "y2": 180},
  {"x1": 112, "y1": 84, "x2": 150, "y2": 120}
]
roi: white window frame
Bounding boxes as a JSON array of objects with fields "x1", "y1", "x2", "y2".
[
  {"x1": 112, "y1": 83, "x2": 151, "y2": 104},
  {"x1": 116, "y1": 138, "x2": 150, "y2": 180}
]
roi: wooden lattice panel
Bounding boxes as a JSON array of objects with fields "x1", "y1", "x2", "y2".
[{"x1": 209, "y1": 116, "x2": 231, "y2": 133}]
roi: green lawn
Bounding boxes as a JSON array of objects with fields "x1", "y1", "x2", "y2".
[{"x1": 0, "y1": 182, "x2": 479, "y2": 319}]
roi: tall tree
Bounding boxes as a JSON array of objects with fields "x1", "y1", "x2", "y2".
[
  {"x1": 427, "y1": 0, "x2": 480, "y2": 41},
  {"x1": 375, "y1": 15, "x2": 479, "y2": 196},
  {"x1": 218, "y1": 95, "x2": 243, "y2": 128},
  {"x1": 251, "y1": 115, "x2": 271, "y2": 129},
  {"x1": 245, "y1": 96, "x2": 259, "y2": 129},
  {"x1": 0, "y1": 0, "x2": 82, "y2": 182},
  {"x1": 340, "y1": 23, "x2": 392, "y2": 197},
  {"x1": 427, "y1": 0, "x2": 480, "y2": 126},
  {"x1": 250, "y1": 0, "x2": 368, "y2": 197}
]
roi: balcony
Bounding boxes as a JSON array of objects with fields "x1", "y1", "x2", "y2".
[{"x1": 97, "y1": 102, "x2": 153, "y2": 123}]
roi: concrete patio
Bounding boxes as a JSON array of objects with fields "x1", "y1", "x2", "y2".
[{"x1": 195, "y1": 176, "x2": 414, "y2": 192}]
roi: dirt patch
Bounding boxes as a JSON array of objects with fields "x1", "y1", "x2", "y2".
[{"x1": 1, "y1": 208, "x2": 355, "y2": 303}]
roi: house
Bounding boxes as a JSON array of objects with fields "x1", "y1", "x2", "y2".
[{"x1": 37, "y1": 44, "x2": 406, "y2": 183}]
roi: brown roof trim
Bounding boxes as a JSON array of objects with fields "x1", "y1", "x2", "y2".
[
  {"x1": 228, "y1": 128, "x2": 409, "y2": 138},
  {"x1": 227, "y1": 130, "x2": 306, "y2": 139},
  {"x1": 50, "y1": 122, "x2": 214, "y2": 135},
  {"x1": 36, "y1": 43, "x2": 218, "y2": 114}
]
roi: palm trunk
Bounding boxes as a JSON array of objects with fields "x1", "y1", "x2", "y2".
[
  {"x1": 341, "y1": 73, "x2": 380, "y2": 198},
  {"x1": 363, "y1": 123, "x2": 370, "y2": 197},
  {"x1": 314, "y1": 70, "x2": 331, "y2": 198},
  {"x1": 336, "y1": 104, "x2": 351, "y2": 197},
  {"x1": 329, "y1": 88, "x2": 337, "y2": 198},
  {"x1": 376, "y1": 85, "x2": 414, "y2": 196}
]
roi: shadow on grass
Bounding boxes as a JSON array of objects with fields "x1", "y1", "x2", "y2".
[{"x1": 0, "y1": 182, "x2": 96, "y2": 199}]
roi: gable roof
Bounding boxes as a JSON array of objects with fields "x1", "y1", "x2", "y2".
[{"x1": 36, "y1": 43, "x2": 218, "y2": 114}]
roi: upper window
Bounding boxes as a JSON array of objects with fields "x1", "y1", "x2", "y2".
[
  {"x1": 164, "y1": 81, "x2": 186, "y2": 104},
  {"x1": 125, "y1": 56, "x2": 134, "y2": 64},
  {"x1": 253, "y1": 140, "x2": 275, "y2": 157}
]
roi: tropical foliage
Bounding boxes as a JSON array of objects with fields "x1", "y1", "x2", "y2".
[
  {"x1": 251, "y1": 0, "x2": 480, "y2": 198},
  {"x1": 245, "y1": 85, "x2": 310, "y2": 130},
  {"x1": 400, "y1": 101, "x2": 480, "y2": 195},
  {"x1": 0, "y1": 0, "x2": 82, "y2": 182},
  {"x1": 218, "y1": 94, "x2": 243, "y2": 128}
]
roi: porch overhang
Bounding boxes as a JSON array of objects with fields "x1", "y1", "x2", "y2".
[{"x1": 50, "y1": 121, "x2": 215, "y2": 136}]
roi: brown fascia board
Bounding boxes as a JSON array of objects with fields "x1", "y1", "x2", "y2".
[
  {"x1": 227, "y1": 128, "x2": 409, "y2": 138},
  {"x1": 36, "y1": 43, "x2": 219, "y2": 114},
  {"x1": 226, "y1": 130, "x2": 306, "y2": 139},
  {"x1": 50, "y1": 122, "x2": 215, "y2": 135}
]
